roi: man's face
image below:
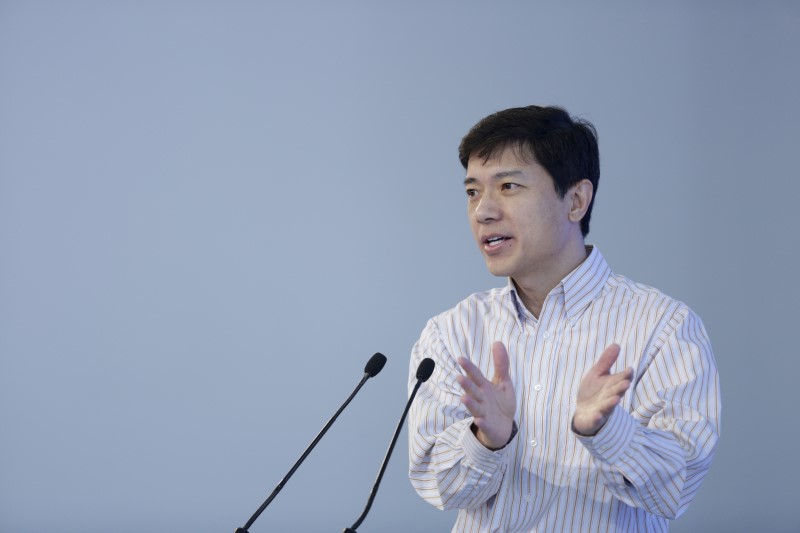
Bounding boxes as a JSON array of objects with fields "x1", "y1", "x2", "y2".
[{"x1": 465, "y1": 147, "x2": 578, "y2": 286}]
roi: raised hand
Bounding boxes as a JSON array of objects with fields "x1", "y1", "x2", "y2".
[
  {"x1": 457, "y1": 341, "x2": 517, "y2": 450},
  {"x1": 572, "y1": 343, "x2": 633, "y2": 436}
]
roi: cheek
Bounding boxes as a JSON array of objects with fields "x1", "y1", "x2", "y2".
[{"x1": 521, "y1": 207, "x2": 563, "y2": 244}]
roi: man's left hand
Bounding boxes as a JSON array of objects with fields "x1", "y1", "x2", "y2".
[{"x1": 572, "y1": 343, "x2": 633, "y2": 436}]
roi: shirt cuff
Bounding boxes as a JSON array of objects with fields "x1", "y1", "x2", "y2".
[
  {"x1": 574, "y1": 405, "x2": 636, "y2": 465},
  {"x1": 459, "y1": 419, "x2": 510, "y2": 470}
]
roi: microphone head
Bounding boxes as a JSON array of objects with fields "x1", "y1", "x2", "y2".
[
  {"x1": 365, "y1": 352, "x2": 387, "y2": 377},
  {"x1": 416, "y1": 358, "x2": 435, "y2": 382}
]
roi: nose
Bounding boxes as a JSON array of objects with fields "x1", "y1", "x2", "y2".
[{"x1": 473, "y1": 190, "x2": 500, "y2": 224}]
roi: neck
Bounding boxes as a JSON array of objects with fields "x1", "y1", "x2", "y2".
[{"x1": 513, "y1": 242, "x2": 589, "y2": 318}]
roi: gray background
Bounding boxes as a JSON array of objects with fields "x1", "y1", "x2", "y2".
[{"x1": 1, "y1": 1, "x2": 797, "y2": 532}]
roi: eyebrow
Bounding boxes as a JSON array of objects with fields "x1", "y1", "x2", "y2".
[{"x1": 463, "y1": 170, "x2": 525, "y2": 186}]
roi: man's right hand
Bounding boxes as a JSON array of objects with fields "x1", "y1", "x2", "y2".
[{"x1": 457, "y1": 341, "x2": 517, "y2": 450}]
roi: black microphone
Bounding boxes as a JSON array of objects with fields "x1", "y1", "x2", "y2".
[
  {"x1": 342, "y1": 357, "x2": 435, "y2": 533},
  {"x1": 235, "y1": 352, "x2": 387, "y2": 533}
]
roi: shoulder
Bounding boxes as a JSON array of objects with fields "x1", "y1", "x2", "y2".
[
  {"x1": 604, "y1": 272, "x2": 710, "y2": 351},
  {"x1": 414, "y1": 286, "x2": 514, "y2": 351},
  {"x1": 605, "y1": 272, "x2": 696, "y2": 318},
  {"x1": 426, "y1": 286, "x2": 511, "y2": 329}
]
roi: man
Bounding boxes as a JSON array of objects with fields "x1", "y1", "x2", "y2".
[{"x1": 408, "y1": 105, "x2": 720, "y2": 532}]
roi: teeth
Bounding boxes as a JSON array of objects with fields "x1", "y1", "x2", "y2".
[{"x1": 487, "y1": 237, "x2": 505, "y2": 245}]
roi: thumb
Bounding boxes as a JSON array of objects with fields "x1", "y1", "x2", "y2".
[
  {"x1": 593, "y1": 343, "x2": 621, "y2": 376},
  {"x1": 491, "y1": 341, "x2": 510, "y2": 384}
]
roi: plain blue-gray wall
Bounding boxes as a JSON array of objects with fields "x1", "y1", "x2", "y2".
[{"x1": 1, "y1": 2, "x2": 797, "y2": 532}]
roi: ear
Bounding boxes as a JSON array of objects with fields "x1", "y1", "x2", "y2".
[{"x1": 567, "y1": 179, "x2": 594, "y2": 224}]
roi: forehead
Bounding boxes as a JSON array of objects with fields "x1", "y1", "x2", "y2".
[
  {"x1": 467, "y1": 143, "x2": 535, "y2": 170},
  {"x1": 465, "y1": 145, "x2": 539, "y2": 179}
]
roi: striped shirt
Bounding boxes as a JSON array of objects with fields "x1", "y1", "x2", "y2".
[{"x1": 408, "y1": 246, "x2": 720, "y2": 532}]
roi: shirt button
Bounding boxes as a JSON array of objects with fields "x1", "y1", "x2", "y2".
[
  {"x1": 543, "y1": 331, "x2": 551, "y2": 339},
  {"x1": 530, "y1": 439, "x2": 538, "y2": 448},
  {"x1": 534, "y1": 384, "x2": 542, "y2": 392}
]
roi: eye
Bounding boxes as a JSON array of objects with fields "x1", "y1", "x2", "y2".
[
  {"x1": 465, "y1": 188, "x2": 478, "y2": 198},
  {"x1": 501, "y1": 182, "x2": 520, "y2": 191}
]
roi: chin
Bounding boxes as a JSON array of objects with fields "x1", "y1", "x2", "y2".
[{"x1": 484, "y1": 260, "x2": 513, "y2": 278}]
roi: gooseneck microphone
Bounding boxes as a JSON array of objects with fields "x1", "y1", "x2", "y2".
[
  {"x1": 235, "y1": 352, "x2": 387, "y2": 533},
  {"x1": 343, "y1": 357, "x2": 435, "y2": 533}
]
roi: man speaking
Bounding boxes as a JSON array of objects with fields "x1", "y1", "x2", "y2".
[{"x1": 408, "y1": 105, "x2": 720, "y2": 532}]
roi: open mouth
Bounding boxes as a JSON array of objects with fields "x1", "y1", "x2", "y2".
[{"x1": 483, "y1": 236, "x2": 510, "y2": 250}]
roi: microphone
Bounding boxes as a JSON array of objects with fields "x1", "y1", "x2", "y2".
[
  {"x1": 342, "y1": 357, "x2": 435, "y2": 533},
  {"x1": 235, "y1": 352, "x2": 387, "y2": 533}
]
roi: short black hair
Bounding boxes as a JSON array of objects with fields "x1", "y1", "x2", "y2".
[{"x1": 458, "y1": 105, "x2": 599, "y2": 237}]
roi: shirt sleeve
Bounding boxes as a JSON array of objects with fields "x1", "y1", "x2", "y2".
[
  {"x1": 575, "y1": 305, "x2": 721, "y2": 519},
  {"x1": 407, "y1": 318, "x2": 511, "y2": 510}
]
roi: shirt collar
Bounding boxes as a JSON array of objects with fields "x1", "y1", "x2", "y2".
[{"x1": 504, "y1": 245, "x2": 612, "y2": 324}]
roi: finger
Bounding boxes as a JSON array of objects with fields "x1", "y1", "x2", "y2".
[
  {"x1": 592, "y1": 344, "x2": 621, "y2": 376},
  {"x1": 460, "y1": 394, "x2": 483, "y2": 419},
  {"x1": 611, "y1": 378, "x2": 631, "y2": 396},
  {"x1": 596, "y1": 378, "x2": 630, "y2": 404},
  {"x1": 607, "y1": 369, "x2": 633, "y2": 387},
  {"x1": 456, "y1": 374, "x2": 484, "y2": 402},
  {"x1": 609, "y1": 366, "x2": 634, "y2": 380},
  {"x1": 458, "y1": 357, "x2": 489, "y2": 387},
  {"x1": 600, "y1": 395, "x2": 622, "y2": 413},
  {"x1": 491, "y1": 342, "x2": 511, "y2": 385}
]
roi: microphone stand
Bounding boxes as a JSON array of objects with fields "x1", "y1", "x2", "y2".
[
  {"x1": 343, "y1": 358, "x2": 434, "y2": 532},
  {"x1": 235, "y1": 353, "x2": 386, "y2": 533}
]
